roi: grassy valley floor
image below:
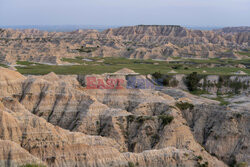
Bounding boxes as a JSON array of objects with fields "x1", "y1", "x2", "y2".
[{"x1": 14, "y1": 57, "x2": 250, "y2": 75}]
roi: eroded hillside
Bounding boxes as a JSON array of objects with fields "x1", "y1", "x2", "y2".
[
  {"x1": 0, "y1": 25, "x2": 249, "y2": 65},
  {"x1": 0, "y1": 67, "x2": 249, "y2": 167}
]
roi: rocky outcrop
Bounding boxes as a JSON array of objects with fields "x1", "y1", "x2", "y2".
[
  {"x1": 1, "y1": 67, "x2": 249, "y2": 166},
  {"x1": 104, "y1": 25, "x2": 188, "y2": 37},
  {"x1": 0, "y1": 26, "x2": 249, "y2": 65},
  {"x1": 0, "y1": 67, "x2": 26, "y2": 97},
  {"x1": 181, "y1": 104, "x2": 250, "y2": 166},
  {"x1": 0, "y1": 140, "x2": 45, "y2": 167},
  {"x1": 0, "y1": 94, "x2": 225, "y2": 167}
]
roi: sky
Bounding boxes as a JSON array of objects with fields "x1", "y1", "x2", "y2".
[{"x1": 0, "y1": 0, "x2": 249, "y2": 27}]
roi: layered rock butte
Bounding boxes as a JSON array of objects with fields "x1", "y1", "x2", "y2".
[
  {"x1": 0, "y1": 67, "x2": 249, "y2": 167},
  {"x1": 0, "y1": 25, "x2": 249, "y2": 65}
]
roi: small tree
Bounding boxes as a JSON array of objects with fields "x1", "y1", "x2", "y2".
[
  {"x1": 184, "y1": 72, "x2": 201, "y2": 91},
  {"x1": 152, "y1": 71, "x2": 162, "y2": 79}
]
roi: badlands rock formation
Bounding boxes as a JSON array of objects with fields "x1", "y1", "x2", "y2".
[
  {"x1": 214, "y1": 26, "x2": 250, "y2": 33},
  {"x1": 0, "y1": 25, "x2": 249, "y2": 65},
  {"x1": 0, "y1": 67, "x2": 249, "y2": 166}
]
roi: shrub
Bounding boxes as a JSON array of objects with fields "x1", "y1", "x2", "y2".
[
  {"x1": 196, "y1": 155, "x2": 203, "y2": 161},
  {"x1": 152, "y1": 71, "x2": 163, "y2": 79},
  {"x1": 176, "y1": 102, "x2": 194, "y2": 110},
  {"x1": 152, "y1": 73, "x2": 179, "y2": 87},
  {"x1": 76, "y1": 46, "x2": 98, "y2": 53},
  {"x1": 198, "y1": 161, "x2": 208, "y2": 167},
  {"x1": 163, "y1": 78, "x2": 170, "y2": 86},
  {"x1": 128, "y1": 161, "x2": 135, "y2": 167},
  {"x1": 158, "y1": 115, "x2": 174, "y2": 126},
  {"x1": 152, "y1": 134, "x2": 160, "y2": 141},
  {"x1": 236, "y1": 162, "x2": 248, "y2": 167},
  {"x1": 229, "y1": 156, "x2": 237, "y2": 167},
  {"x1": 171, "y1": 65, "x2": 182, "y2": 69},
  {"x1": 235, "y1": 113, "x2": 242, "y2": 119},
  {"x1": 127, "y1": 115, "x2": 135, "y2": 122},
  {"x1": 136, "y1": 116, "x2": 146, "y2": 123},
  {"x1": 151, "y1": 134, "x2": 160, "y2": 147},
  {"x1": 163, "y1": 77, "x2": 179, "y2": 87},
  {"x1": 136, "y1": 116, "x2": 153, "y2": 124},
  {"x1": 170, "y1": 78, "x2": 179, "y2": 87}
]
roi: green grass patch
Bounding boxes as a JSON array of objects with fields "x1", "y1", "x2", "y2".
[
  {"x1": 20, "y1": 164, "x2": 46, "y2": 167},
  {"x1": 174, "y1": 57, "x2": 250, "y2": 66},
  {"x1": 235, "y1": 162, "x2": 248, "y2": 167},
  {"x1": 17, "y1": 61, "x2": 40, "y2": 66},
  {"x1": 211, "y1": 96, "x2": 230, "y2": 106},
  {"x1": 234, "y1": 101, "x2": 245, "y2": 104},
  {"x1": 0, "y1": 63, "x2": 8, "y2": 68},
  {"x1": 236, "y1": 52, "x2": 250, "y2": 57},
  {"x1": 15, "y1": 57, "x2": 250, "y2": 75},
  {"x1": 128, "y1": 161, "x2": 135, "y2": 167},
  {"x1": 190, "y1": 90, "x2": 210, "y2": 95}
]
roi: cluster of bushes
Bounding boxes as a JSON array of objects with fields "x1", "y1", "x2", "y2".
[
  {"x1": 184, "y1": 72, "x2": 249, "y2": 95},
  {"x1": 217, "y1": 76, "x2": 249, "y2": 94},
  {"x1": 152, "y1": 72, "x2": 179, "y2": 87},
  {"x1": 152, "y1": 71, "x2": 249, "y2": 95}
]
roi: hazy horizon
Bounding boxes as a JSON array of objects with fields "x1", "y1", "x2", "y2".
[
  {"x1": 0, "y1": 0, "x2": 250, "y2": 27},
  {"x1": 0, "y1": 24, "x2": 229, "y2": 32}
]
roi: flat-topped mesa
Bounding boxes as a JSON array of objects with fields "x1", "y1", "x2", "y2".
[{"x1": 103, "y1": 25, "x2": 188, "y2": 37}]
